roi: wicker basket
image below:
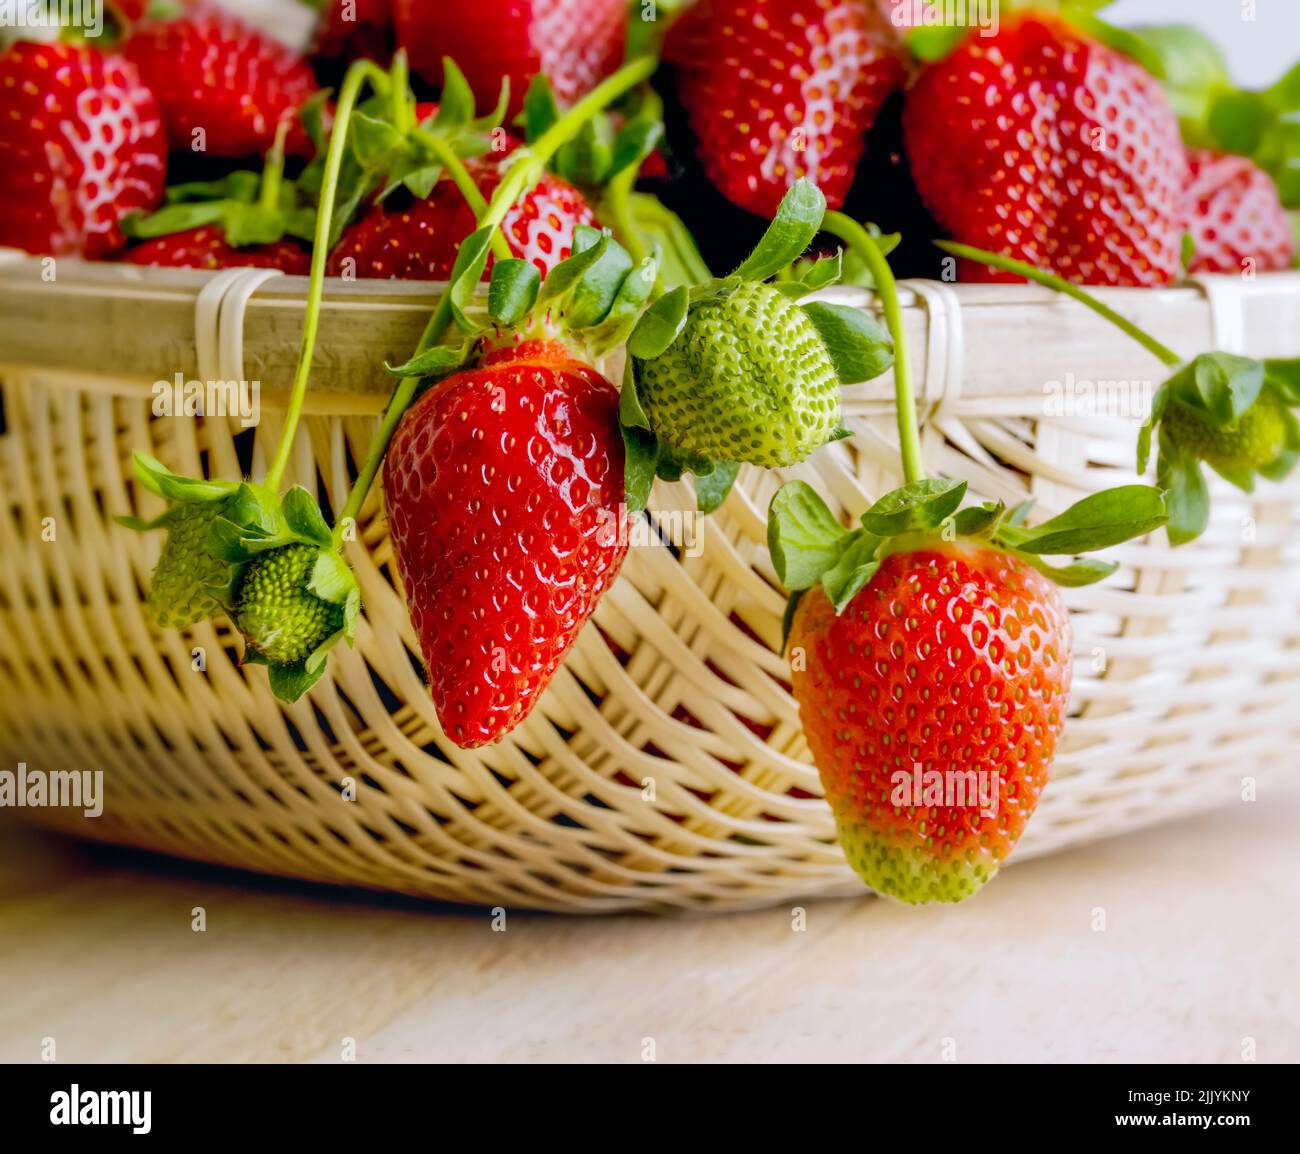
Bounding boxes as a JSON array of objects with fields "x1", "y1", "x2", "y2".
[{"x1": 2, "y1": 251, "x2": 1298, "y2": 913}]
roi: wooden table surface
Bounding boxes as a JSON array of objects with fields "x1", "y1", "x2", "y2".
[{"x1": 2, "y1": 787, "x2": 1298, "y2": 1064}]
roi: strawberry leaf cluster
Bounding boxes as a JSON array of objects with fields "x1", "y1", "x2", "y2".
[
  {"x1": 1141, "y1": 353, "x2": 1300, "y2": 543},
  {"x1": 619, "y1": 180, "x2": 894, "y2": 513},
  {"x1": 769, "y1": 477, "x2": 1168, "y2": 633}
]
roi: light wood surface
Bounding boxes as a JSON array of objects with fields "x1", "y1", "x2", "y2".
[{"x1": 2, "y1": 787, "x2": 1298, "y2": 1064}]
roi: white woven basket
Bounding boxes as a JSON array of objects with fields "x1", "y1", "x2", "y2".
[{"x1": 2, "y1": 252, "x2": 1298, "y2": 912}]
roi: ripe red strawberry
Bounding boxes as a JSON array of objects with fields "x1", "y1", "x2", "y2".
[
  {"x1": 392, "y1": 0, "x2": 626, "y2": 116},
  {"x1": 904, "y1": 14, "x2": 1188, "y2": 286},
  {"x1": 384, "y1": 338, "x2": 629, "y2": 747},
  {"x1": 788, "y1": 544, "x2": 1071, "y2": 902},
  {"x1": 125, "y1": 226, "x2": 310, "y2": 272},
  {"x1": 327, "y1": 160, "x2": 595, "y2": 280},
  {"x1": 664, "y1": 0, "x2": 905, "y2": 219},
  {"x1": 1183, "y1": 148, "x2": 1293, "y2": 275},
  {"x1": 0, "y1": 40, "x2": 165, "y2": 258},
  {"x1": 123, "y1": 11, "x2": 319, "y2": 158}
]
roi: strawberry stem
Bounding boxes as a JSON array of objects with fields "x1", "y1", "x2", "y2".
[
  {"x1": 258, "y1": 118, "x2": 290, "y2": 214},
  {"x1": 389, "y1": 49, "x2": 413, "y2": 135},
  {"x1": 332, "y1": 54, "x2": 661, "y2": 544},
  {"x1": 263, "y1": 59, "x2": 374, "y2": 493},
  {"x1": 935, "y1": 241, "x2": 1183, "y2": 368},
  {"x1": 413, "y1": 130, "x2": 514, "y2": 262},
  {"x1": 823, "y1": 211, "x2": 925, "y2": 485}
]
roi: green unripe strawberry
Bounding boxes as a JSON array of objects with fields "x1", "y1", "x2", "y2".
[
  {"x1": 234, "y1": 544, "x2": 343, "y2": 666},
  {"x1": 635, "y1": 280, "x2": 841, "y2": 468},
  {"x1": 1162, "y1": 390, "x2": 1288, "y2": 474},
  {"x1": 146, "y1": 503, "x2": 232, "y2": 630}
]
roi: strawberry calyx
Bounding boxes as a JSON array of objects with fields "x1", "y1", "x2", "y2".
[
  {"x1": 123, "y1": 119, "x2": 315, "y2": 251},
  {"x1": 302, "y1": 52, "x2": 510, "y2": 247},
  {"x1": 939, "y1": 240, "x2": 1300, "y2": 544},
  {"x1": 385, "y1": 225, "x2": 658, "y2": 390},
  {"x1": 769, "y1": 477, "x2": 1168, "y2": 641},
  {"x1": 620, "y1": 180, "x2": 894, "y2": 512}
]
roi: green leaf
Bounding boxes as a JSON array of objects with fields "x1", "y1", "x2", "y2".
[
  {"x1": 447, "y1": 226, "x2": 495, "y2": 331},
  {"x1": 123, "y1": 200, "x2": 229, "y2": 239},
  {"x1": 433, "y1": 57, "x2": 476, "y2": 128},
  {"x1": 585, "y1": 256, "x2": 659, "y2": 354},
  {"x1": 800, "y1": 301, "x2": 894, "y2": 384},
  {"x1": 695, "y1": 460, "x2": 740, "y2": 515},
  {"x1": 767, "y1": 480, "x2": 850, "y2": 590},
  {"x1": 622, "y1": 426, "x2": 659, "y2": 515},
  {"x1": 1008, "y1": 485, "x2": 1167, "y2": 554},
  {"x1": 820, "y1": 532, "x2": 882, "y2": 614},
  {"x1": 1137, "y1": 386, "x2": 1169, "y2": 474},
  {"x1": 386, "y1": 341, "x2": 469, "y2": 379},
  {"x1": 1006, "y1": 499, "x2": 1035, "y2": 527},
  {"x1": 801, "y1": 251, "x2": 842, "y2": 290},
  {"x1": 535, "y1": 228, "x2": 610, "y2": 311},
  {"x1": 566, "y1": 235, "x2": 636, "y2": 330},
  {"x1": 131, "y1": 453, "x2": 235, "y2": 504},
  {"x1": 627, "y1": 284, "x2": 690, "y2": 359},
  {"x1": 731, "y1": 179, "x2": 826, "y2": 282},
  {"x1": 1190, "y1": 352, "x2": 1264, "y2": 426},
  {"x1": 951, "y1": 501, "x2": 1005, "y2": 538},
  {"x1": 620, "y1": 362, "x2": 652, "y2": 431},
  {"x1": 861, "y1": 479, "x2": 967, "y2": 537},
  {"x1": 1017, "y1": 554, "x2": 1120, "y2": 588},
  {"x1": 1206, "y1": 87, "x2": 1274, "y2": 156},
  {"x1": 1157, "y1": 447, "x2": 1210, "y2": 546},
  {"x1": 488, "y1": 259, "x2": 541, "y2": 327},
  {"x1": 268, "y1": 660, "x2": 327, "y2": 703},
  {"x1": 1264, "y1": 358, "x2": 1300, "y2": 404},
  {"x1": 281, "y1": 487, "x2": 332, "y2": 548},
  {"x1": 350, "y1": 110, "x2": 407, "y2": 170},
  {"x1": 608, "y1": 117, "x2": 664, "y2": 181},
  {"x1": 780, "y1": 589, "x2": 806, "y2": 652},
  {"x1": 309, "y1": 549, "x2": 358, "y2": 608},
  {"x1": 626, "y1": 193, "x2": 711, "y2": 289},
  {"x1": 522, "y1": 74, "x2": 560, "y2": 145}
]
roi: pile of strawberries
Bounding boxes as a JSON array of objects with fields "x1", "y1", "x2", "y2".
[{"x1": 3, "y1": 1, "x2": 1298, "y2": 907}]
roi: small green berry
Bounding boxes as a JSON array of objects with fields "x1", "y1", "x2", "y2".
[
  {"x1": 1163, "y1": 390, "x2": 1288, "y2": 474},
  {"x1": 635, "y1": 280, "x2": 841, "y2": 467},
  {"x1": 235, "y1": 544, "x2": 343, "y2": 666},
  {"x1": 147, "y1": 503, "x2": 231, "y2": 630}
]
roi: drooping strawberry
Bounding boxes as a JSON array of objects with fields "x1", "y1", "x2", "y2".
[
  {"x1": 382, "y1": 231, "x2": 657, "y2": 746},
  {"x1": 0, "y1": 40, "x2": 165, "y2": 258},
  {"x1": 664, "y1": 0, "x2": 905, "y2": 220},
  {"x1": 623, "y1": 181, "x2": 893, "y2": 491},
  {"x1": 124, "y1": 121, "x2": 315, "y2": 272},
  {"x1": 904, "y1": 13, "x2": 1188, "y2": 286},
  {"x1": 392, "y1": 0, "x2": 627, "y2": 116},
  {"x1": 327, "y1": 158, "x2": 595, "y2": 280},
  {"x1": 1183, "y1": 148, "x2": 1293, "y2": 275},
  {"x1": 768, "y1": 216, "x2": 1167, "y2": 903},
  {"x1": 123, "y1": 10, "x2": 319, "y2": 158},
  {"x1": 938, "y1": 239, "x2": 1300, "y2": 545}
]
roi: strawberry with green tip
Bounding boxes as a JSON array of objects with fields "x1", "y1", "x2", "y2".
[
  {"x1": 769, "y1": 218, "x2": 1167, "y2": 904},
  {"x1": 622, "y1": 180, "x2": 894, "y2": 498}
]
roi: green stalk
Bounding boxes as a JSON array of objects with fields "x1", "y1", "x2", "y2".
[
  {"x1": 258, "y1": 119, "x2": 289, "y2": 213},
  {"x1": 389, "y1": 50, "x2": 413, "y2": 135},
  {"x1": 823, "y1": 211, "x2": 925, "y2": 485},
  {"x1": 332, "y1": 55, "x2": 661, "y2": 543},
  {"x1": 935, "y1": 241, "x2": 1183, "y2": 368},
  {"x1": 264, "y1": 59, "x2": 374, "y2": 493}
]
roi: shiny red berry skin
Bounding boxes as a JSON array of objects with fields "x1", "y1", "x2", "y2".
[
  {"x1": 1184, "y1": 148, "x2": 1293, "y2": 275},
  {"x1": 383, "y1": 340, "x2": 629, "y2": 748},
  {"x1": 393, "y1": 0, "x2": 626, "y2": 117},
  {"x1": 124, "y1": 13, "x2": 319, "y2": 158},
  {"x1": 326, "y1": 160, "x2": 595, "y2": 281},
  {"x1": 665, "y1": 0, "x2": 905, "y2": 218},
  {"x1": 125, "y1": 226, "x2": 311, "y2": 272},
  {"x1": 904, "y1": 14, "x2": 1187, "y2": 286},
  {"x1": 0, "y1": 41, "x2": 165, "y2": 258},
  {"x1": 789, "y1": 542, "x2": 1072, "y2": 903}
]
